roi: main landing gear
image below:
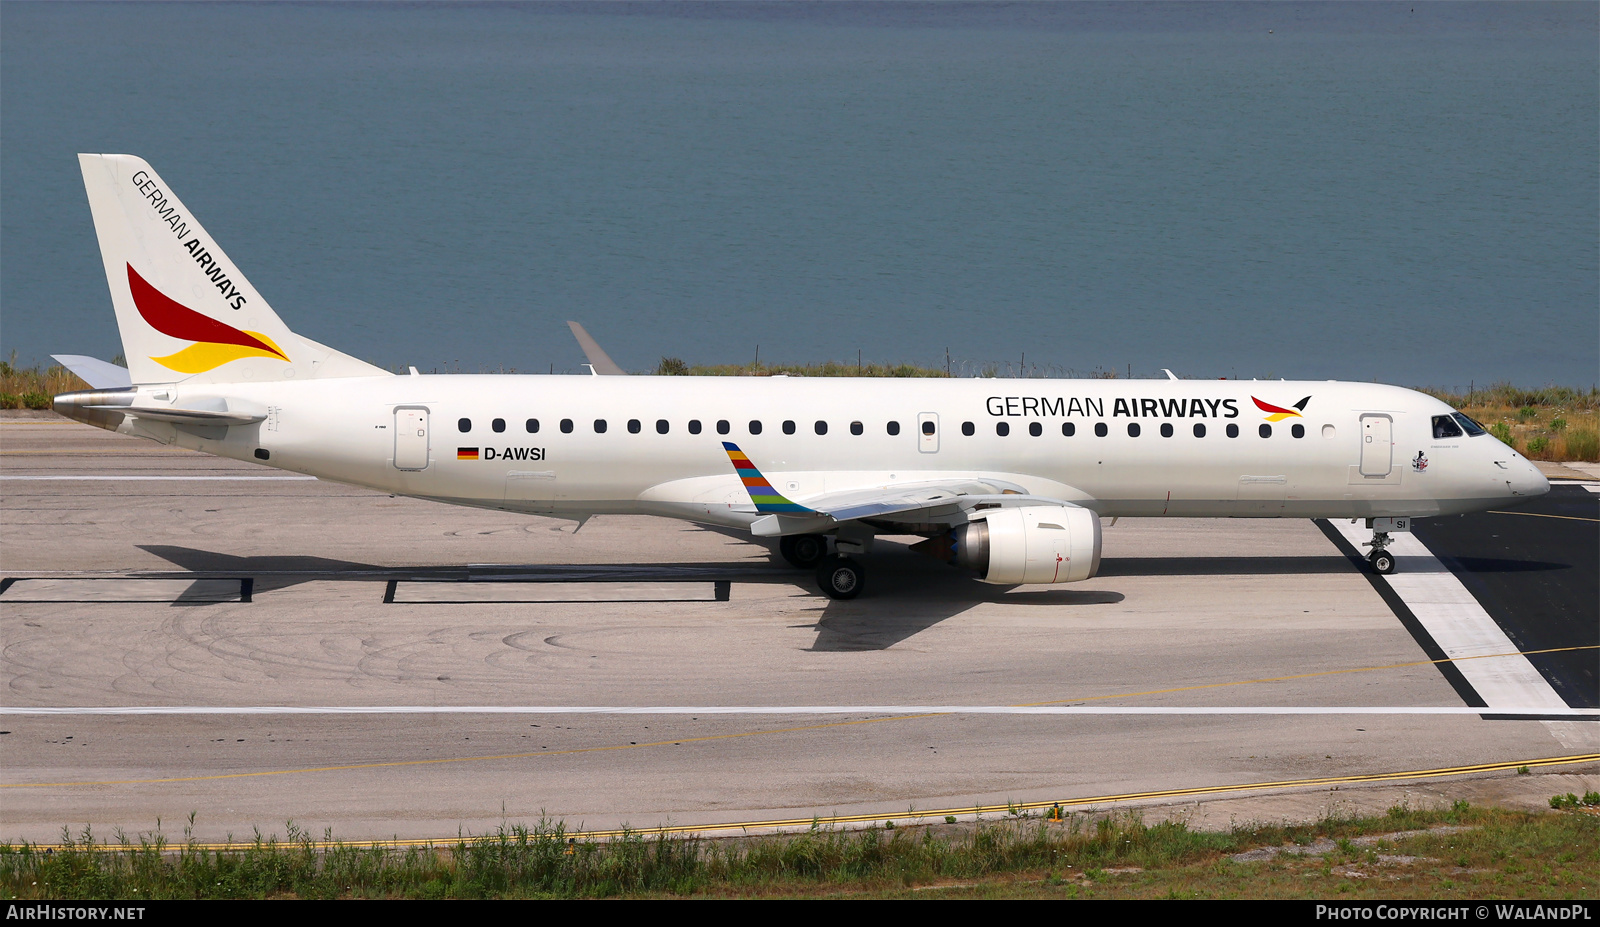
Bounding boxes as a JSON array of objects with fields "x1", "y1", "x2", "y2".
[
  {"x1": 815, "y1": 554, "x2": 865, "y2": 600},
  {"x1": 777, "y1": 534, "x2": 866, "y2": 600},
  {"x1": 778, "y1": 533, "x2": 828, "y2": 570}
]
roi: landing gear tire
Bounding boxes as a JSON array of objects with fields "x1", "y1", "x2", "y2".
[
  {"x1": 1369, "y1": 549, "x2": 1397, "y2": 575},
  {"x1": 780, "y1": 534, "x2": 828, "y2": 570},
  {"x1": 816, "y1": 555, "x2": 865, "y2": 600}
]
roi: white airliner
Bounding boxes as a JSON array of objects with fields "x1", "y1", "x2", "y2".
[{"x1": 54, "y1": 154, "x2": 1549, "y2": 599}]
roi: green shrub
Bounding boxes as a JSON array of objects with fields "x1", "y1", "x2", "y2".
[
  {"x1": 20, "y1": 391, "x2": 51, "y2": 410},
  {"x1": 1550, "y1": 417, "x2": 1568, "y2": 432},
  {"x1": 1526, "y1": 436, "x2": 1549, "y2": 455},
  {"x1": 1517, "y1": 406, "x2": 1537, "y2": 422},
  {"x1": 1490, "y1": 422, "x2": 1513, "y2": 444},
  {"x1": 1565, "y1": 429, "x2": 1599, "y2": 462}
]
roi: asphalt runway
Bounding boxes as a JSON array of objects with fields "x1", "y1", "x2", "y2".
[
  {"x1": 2, "y1": 415, "x2": 1594, "y2": 844},
  {"x1": 1412, "y1": 484, "x2": 1599, "y2": 709}
]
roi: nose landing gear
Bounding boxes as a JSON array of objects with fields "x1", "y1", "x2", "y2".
[
  {"x1": 1360, "y1": 517, "x2": 1409, "y2": 575},
  {"x1": 1366, "y1": 540, "x2": 1397, "y2": 575}
]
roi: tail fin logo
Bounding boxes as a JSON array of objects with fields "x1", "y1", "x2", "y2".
[
  {"x1": 127, "y1": 264, "x2": 288, "y2": 373},
  {"x1": 1252, "y1": 395, "x2": 1311, "y2": 422}
]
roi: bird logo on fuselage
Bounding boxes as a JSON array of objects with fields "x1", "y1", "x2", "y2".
[{"x1": 1252, "y1": 395, "x2": 1311, "y2": 422}]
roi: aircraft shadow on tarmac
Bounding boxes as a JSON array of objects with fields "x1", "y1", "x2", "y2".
[
  {"x1": 129, "y1": 542, "x2": 1427, "y2": 651},
  {"x1": 1425, "y1": 556, "x2": 1572, "y2": 574}
]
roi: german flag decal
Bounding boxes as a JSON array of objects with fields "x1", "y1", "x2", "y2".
[{"x1": 457, "y1": 447, "x2": 480, "y2": 461}]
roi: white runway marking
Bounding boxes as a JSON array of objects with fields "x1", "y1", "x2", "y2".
[
  {"x1": 1, "y1": 475, "x2": 317, "y2": 481},
  {"x1": 1329, "y1": 520, "x2": 1572, "y2": 716},
  {"x1": 4, "y1": 706, "x2": 1595, "y2": 717}
]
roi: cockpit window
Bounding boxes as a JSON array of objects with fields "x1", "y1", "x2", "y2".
[
  {"x1": 1451, "y1": 412, "x2": 1487, "y2": 437},
  {"x1": 1432, "y1": 415, "x2": 1464, "y2": 439}
]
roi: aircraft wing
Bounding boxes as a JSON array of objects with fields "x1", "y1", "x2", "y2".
[
  {"x1": 720, "y1": 443, "x2": 1076, "y2": 536},
  {"x1": 799, "y1": 478, "x2": 1030, "y2": 520},
  {"x1": 566, "y1": 322, "x2": 627, "y2": 375}
]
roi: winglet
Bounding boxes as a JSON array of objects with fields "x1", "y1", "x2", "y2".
[
  {"x1": 567, "y1": 322, "x2": 626, "y2": 375},
  {"x1": 722, "y1": 442, "x2": 815, "y2": 513}
]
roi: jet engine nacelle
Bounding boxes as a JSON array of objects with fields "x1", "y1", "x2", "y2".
[{"x1": 925, "y1": 504, "x2": 1102, "y2": 584}]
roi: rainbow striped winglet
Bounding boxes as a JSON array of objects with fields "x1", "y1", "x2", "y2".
[{"x1": 722, "y1": 442, "x2": 815, "y2": 513}]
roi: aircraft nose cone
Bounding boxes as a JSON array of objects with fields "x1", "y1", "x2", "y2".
[{"x1": 1509, "y1": 460, "x2": 1550, "y2": 498}]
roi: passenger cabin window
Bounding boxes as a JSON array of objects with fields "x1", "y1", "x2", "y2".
[
  {"x1": 458, "y1": 418, "x2": 472, "y2": 433},
  {"x1": 996, "y1": 422, "x2": 1010, "y2": 437},
  {"x1": 1292, "y1": 423, "x2": 1305, "y2": 438},
  {"x1": 783, "y1": 420, "x2": 796, "y2": 435},
  {"x1": 716, "y1": 420, "x2": 730, "y2": 435},
  {"x1": 1062, "y1": 422, "x2": 1075, "y2": 437},
  {"x1": 627, "y1": 419, "x2": 641, "y2": 434},
  {"x1": 814, "y1": 421, "x2": 828, "y2": 435},
  {"x1": 1193, "y1": 423, "x2": 1206, "y2": 438},
  {"x1": 688, "y1": 420, "x2": 703, "y2": 435},
  {"x1": 1226, "y1": 424, "x2": 1239, "y2": 438},
  {"x1": 1259, "y1": 424, "x2": 1271, "y2": 438},
  {"x1": 656, "y1": 419, "x2": 670, "y2": 434},
  {"x1": 560, "y1": 419, "x2": 574, "y2": 434},
  {"x1": 1127, "y1": 423, "x2": 1141, "y2": 437},
  {"x1": 526, "y1": 418, "x2": 540, "y2": 434},
  {"x1": 1432, "y1": 415, "x2": 1464, "y2": 439},
  {"x1": 492, "y1": 418, "x2": 505, "y2": 433},
  {"x1": 890, "y1": 422, "x2": 903, "y2": 436},
  {"x1": 1029, "y1": 422, "x2": 1042, "y2": 437},
  {"x1": 594, "y1": 419, "x2": 608, "y2": 434},
  {"x1": 749, "y1": 420, "x2": 763, "y2": 435},
  {"x1": 1160, "y1": 423, "x2": 1173, "y2": 438},
  {"x1": 962, "y1": 422, "x2": 975, "y2": 436},
  {"x1": 1094, "y1": 423, "x2": 1108, "y2": 437},
  {"x1": 850, "y1": 421, "x2": 863, "y2": 435}
]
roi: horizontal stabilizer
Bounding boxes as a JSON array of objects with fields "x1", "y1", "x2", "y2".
[{"x1": 52, "y1": 355, "x2": 132, "y2": 390}]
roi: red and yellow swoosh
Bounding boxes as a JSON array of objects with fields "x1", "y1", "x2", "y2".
[
  {"x1": 127, "y1": 264, "x2": 288, "y2": 373},
  {"x1": 1252, "y1": 396, "x2": 1308, "y2": 422}
]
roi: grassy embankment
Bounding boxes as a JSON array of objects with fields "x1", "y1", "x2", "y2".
[
  {"x1": 2, "y1": 798, "x2": 1595, "y2": 900},
  {"x1": 5, "y1": 356, "x2": 1594, "y2": 461}
]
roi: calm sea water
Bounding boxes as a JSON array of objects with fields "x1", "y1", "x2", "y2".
[{"x1": 3, "y1": 2, "x2": 1595, "y2": 388}]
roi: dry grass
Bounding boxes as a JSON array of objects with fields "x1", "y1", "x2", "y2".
[
  {"x1": 0, "y1": 357, "x2": 90, "y2": 409},
  {"x1": 1422, "y1": 384, "x2": 1600, "y2": 462}
]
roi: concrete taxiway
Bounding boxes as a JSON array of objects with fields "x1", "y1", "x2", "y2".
[{"x1": 2, "y1": 414, "x2": 1593, "y2": 844}]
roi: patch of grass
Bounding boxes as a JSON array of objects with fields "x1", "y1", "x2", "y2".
[
  {"x1": 4, "y1": 803, "x2": 1595, "y2": 900},
  {"x1": 0, "y1": 355, "x2": 91, "y2": 407}
]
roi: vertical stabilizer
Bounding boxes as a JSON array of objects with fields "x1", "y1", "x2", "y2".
[{"x1": 78, "y1": 154, "x2": 389, "y2": 385}]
